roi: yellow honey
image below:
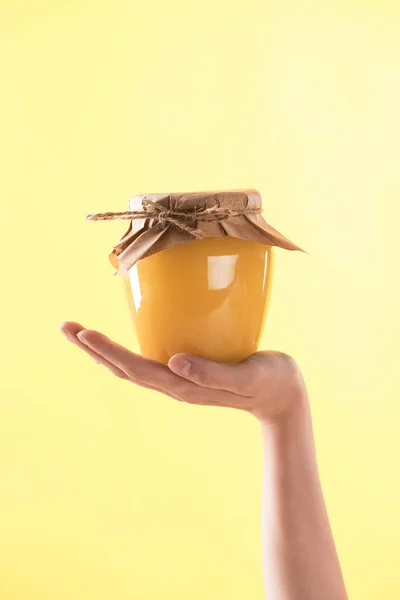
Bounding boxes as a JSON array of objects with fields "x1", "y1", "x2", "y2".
[{"x1": 122, "y1": 236, "x2": 273, "y2": 364}]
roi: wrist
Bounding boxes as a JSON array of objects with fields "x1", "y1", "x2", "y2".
[
  {"x1": 258, "y1": 389, "x2": 317, "y2": 485},
  {"x1": 254, "y1": 368, "x2": 310, "y2": 429},
  {"x1": 258, "y1": 389, "x2": 310, "y2": 430}
]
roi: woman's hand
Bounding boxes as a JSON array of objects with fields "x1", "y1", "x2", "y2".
[
  {"x1": 59, "y1": 321, "x2": 307, "y2": 424},
  {"x1": 59, "y1": 321, "x2": 348, "y2": 599}
]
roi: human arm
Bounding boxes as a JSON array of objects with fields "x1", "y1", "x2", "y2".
[
  {"x1": 59, "y1": 321, "x2": 348, "y2": 600},
  {"x1": 259, "y1": 386, "x2": 347, "y2": 599}
]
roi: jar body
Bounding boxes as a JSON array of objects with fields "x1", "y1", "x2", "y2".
[{"x1": 123, "y1": 236, "x2": 273, "y2": 364}]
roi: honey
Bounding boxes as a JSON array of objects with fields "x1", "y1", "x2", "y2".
[{"x1": 123, "y1": 236, "x2": 273, "y2": 364}]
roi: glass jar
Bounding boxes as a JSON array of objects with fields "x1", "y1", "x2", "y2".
[
  {"x1": 121, "y1": 236, "x2": 273, "y2": 364},
  {"x1": 94, "y1": 190, "x2": 302, "y2": 365}
]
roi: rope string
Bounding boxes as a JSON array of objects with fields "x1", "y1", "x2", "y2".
[{"x1": 86, "y1": 199, "x2": 261, "y2": 238}]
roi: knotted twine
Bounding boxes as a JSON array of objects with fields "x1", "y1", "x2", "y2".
[{"x1": 86, "y1": 198, "x2": 262, "y2": 238}]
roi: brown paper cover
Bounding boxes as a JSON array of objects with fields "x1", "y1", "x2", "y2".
[{"x1": 109, "y1": 190, "x2": 303, "y2": 272}]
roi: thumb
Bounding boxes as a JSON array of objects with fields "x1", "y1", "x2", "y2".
[{"x1": 168, "y1": 353, "x2": 259, "y2": 396}]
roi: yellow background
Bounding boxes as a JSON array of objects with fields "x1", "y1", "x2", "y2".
[{"x1": 1, "y1": 1, "x2": 399, "y2": 598}]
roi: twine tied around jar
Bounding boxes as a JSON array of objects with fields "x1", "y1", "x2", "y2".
[{"x1": 86, "y1": 198, "x2": 262, "y2": 238}]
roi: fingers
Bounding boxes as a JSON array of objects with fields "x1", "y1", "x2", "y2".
[
  {"x1": 59, "y1": 322, "x2": 129, "y2": 379},
  {"x1": 74, "y1": 328, "x2": 185, "y2": 391},
  {"x1": 59, "y1": 323, "x2": 246, "y2": 409},
  {"x1": 60, "y1": 322, "x2": 170, "y2": 391},
  {"x1": 76, "y1": 329, "x2": 245, "y2": 406},
  {"x1": 60, "y1": 322, "x2": 256, "y2": 409},
  {"x1": 168, "y1": 353, "x2": 262, "y2": 396}
]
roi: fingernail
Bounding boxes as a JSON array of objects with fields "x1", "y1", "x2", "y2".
[
  {"x1": 76, "y1": 331, "x2": 86, "y2": 343},
  {"x1": 178, "y1": 359, "x2": 192, "y2": 377},
  {"x1": 60, "y1": 329, "x2": 73, "y2": 340}
]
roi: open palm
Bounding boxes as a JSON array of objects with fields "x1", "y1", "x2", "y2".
[{"x1": 59, "y1": 321, "x2": 305, "y2": 423}]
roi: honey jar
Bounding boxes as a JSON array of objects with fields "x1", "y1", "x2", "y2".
[{"x1": 88, "y1": 190, "x2": 302, "y2": 364}]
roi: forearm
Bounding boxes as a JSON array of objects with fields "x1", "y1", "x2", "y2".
[{"x1": 259, "y1": 393, "x2": 348, "y2": 600}]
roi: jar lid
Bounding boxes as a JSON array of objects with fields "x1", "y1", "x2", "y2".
[{"x1": 86, "y1": 189, "x2": 304, "y2": 271}]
